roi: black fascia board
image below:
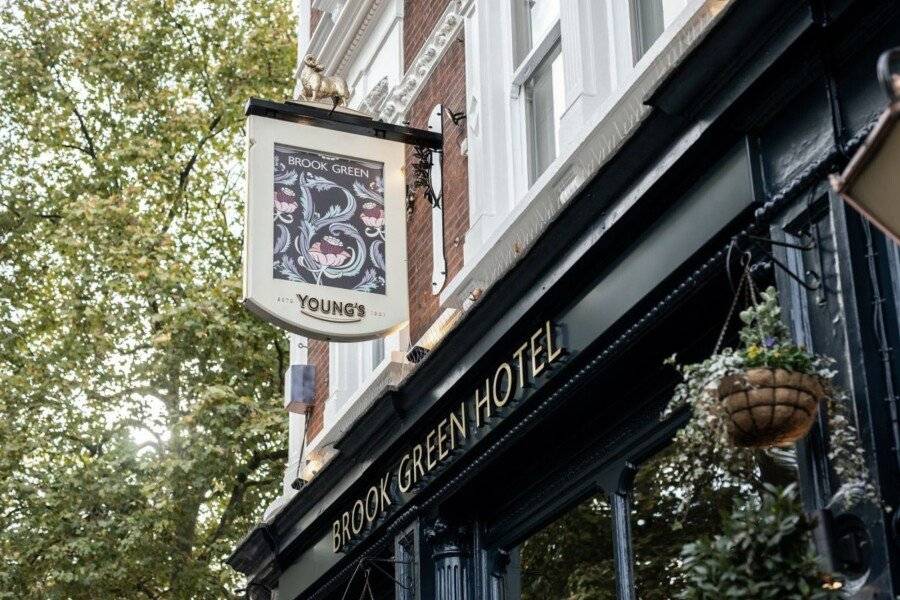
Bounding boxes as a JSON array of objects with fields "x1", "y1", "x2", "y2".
[
  {"x1": 245, "y1": 98, "x2": 442, "y2": 149},
  {"x1": 644, "y1": 0, "x2": 807, "y2": 117},
  {"x1": 228, "y1": 0, "x2": 813, "y2": 585}
]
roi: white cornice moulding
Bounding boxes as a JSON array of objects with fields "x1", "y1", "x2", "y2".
[
  {"x1": 358, "y1": 76, "x2": 390, "y2": 114},
  {"x1": 441, "y1": 0, "x2": 735, "y2": 308},
  {"x1": 376, "y1": 0, "x2": 464, "y2": 124},
  {"x1": 306, "y1": 355, "x2": 411, "y2": 454},
  {"x1": 301, "y1": 0, "x2": 385, "y2": 76},
  {"x1": 303, "y1": 5, "x2": 335, "y2": 60},
  {"x1": 312, "y1": 0, "x2": 345, "y2": 14},
  {"x1": 333, "y1": 0, "x2": 390, "y2": 78}
]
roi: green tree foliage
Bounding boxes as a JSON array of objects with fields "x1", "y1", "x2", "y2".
[
  {"x1": 518, "y1": 447, "x2": 813, "y2": 599},
  {"x1": 520, "y1": 496, "x2": 616, "y2": 600},
  {"x1": 0, "y1": 1, "x2": 296, "y2": 597},
  {"x1": 518, "y1": 450, "x2": 743, "y2": 600},
  {"x1": 631, "y1": 449, "x2": 745, "y2": 600}
]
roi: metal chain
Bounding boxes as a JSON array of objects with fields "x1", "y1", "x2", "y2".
[{"x1": 714, "y1": 254, "x2": 752, "y2": 355}]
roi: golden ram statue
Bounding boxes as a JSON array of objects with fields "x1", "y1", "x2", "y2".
[{"x1": 298, "y1": 55, "x2": 352, "y2": 107}]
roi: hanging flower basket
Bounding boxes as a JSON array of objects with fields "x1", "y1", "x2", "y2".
[
  {"x1": 654, "y1": 264, "x2": 882, "y2": 560},
  {"x1": 718, "y1": 367, "x2": 825, "y2": 447},
  {"x1": 664, "y1": 272, "x2": 841, "y2": 451}
]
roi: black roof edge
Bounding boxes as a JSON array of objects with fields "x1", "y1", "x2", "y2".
[
  {"x1": 245, "y1": 98, "x2": 442, "y2": 149},
  {"x1": 645, "y1": 0, "x2": 807, "y2": 116}
]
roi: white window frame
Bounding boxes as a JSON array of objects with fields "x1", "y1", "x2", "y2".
[
  {"x1": 446, "y1": 0, "x2": 724, "y2": 308},
  {"x1": 312, "y1": 327, "x2": 407, "y2": 451},
  {"x1": 510, "y1": 20, "x2": 561, "y2": 97},
  {"x1": 628, "y1": 0, "x2": 693, "y2": 66},
  {"x1": 327, "y1": 338, "x2": 385, "y2": 413},
  {"x1": 508, "y1": 1, "x2": 564, "y2": 191}
]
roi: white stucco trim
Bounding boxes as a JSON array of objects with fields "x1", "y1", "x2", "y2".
[
  {"x1": 306, "y1": 353, "x2": 412, "y2": 455},
  {"x1": 298, "y1": 0, "x2": 387, "y2": 79},
  {"x1": 441, "y1": 0, "x2": 734, "y2": 309},
  {"x1": 376, "y1": 1, "x2": 465, "y2": 124}
]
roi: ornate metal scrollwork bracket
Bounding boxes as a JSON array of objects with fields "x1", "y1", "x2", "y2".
[
  {"x1": 445, "y1": 108, "x2": 466, "y2": 125},
  {"x1": 729, "y1": 228, "x2": 823, "y2": 293},
  {"x1": 407, "y1": 104, "x2": 448, "y2": 294},
  {"x1": 411, "y1": 145, "x2": 440, "y2": 209}
]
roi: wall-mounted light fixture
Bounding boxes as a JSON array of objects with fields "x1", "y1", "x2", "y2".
[
  {"x1": 831, "y1": 48, "x2": 900, "y2": 244},
  {"x1": 283, "y1": 364, "x2": 315, "y2": 414}
]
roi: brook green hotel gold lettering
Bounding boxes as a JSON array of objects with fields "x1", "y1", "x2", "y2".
[{"x1": 331, "y1": 320, "x2": 564, "y2": 553}]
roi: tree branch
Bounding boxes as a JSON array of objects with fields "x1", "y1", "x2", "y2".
[
  {"x1": 70, "y1": 106, "x2": 98, "y2": 160},
  {"x1": 135, "y1": 440, "x2": 160, "y2": 453},
  {"x1": 60, "y1": 142, "x2": 95, "y2": 159},
  {"x1": 199, "y1": 448, "x2": 287, "y2": 558},
  {"x1": 160, "y1": 113, "x2": 224, "y2": 236}
]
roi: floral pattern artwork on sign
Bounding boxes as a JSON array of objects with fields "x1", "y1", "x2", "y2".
[{"x1": 272, "y1": 143, "x2": 386, "y2": 294}]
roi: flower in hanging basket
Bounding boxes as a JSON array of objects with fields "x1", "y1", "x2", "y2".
[
  {"x1": 713, "y1": 286, "x2": 828, "y2": 448},
  {"x1": 664, "y1": 284, "x2": 837, "y2": 450}
]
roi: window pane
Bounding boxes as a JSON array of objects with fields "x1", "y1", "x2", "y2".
[
  {"x1": 372, "y1": 338, "x2": 385, "y2": 367},
  {"x1": 394, "y1": 528, "x2": 419, "y2": 600},
  {"x1": 516, "y1": 0, "x2": 560, "y2": 62},
  {"x1": 526, "y1": 0, "x2": 559, "y2": 53},
  {"x1": 513, "y1": 494, "x2": 616, "y2": 599},
  {"x1": 331, "y1": 545, "x2": 397, "y2": 599},
  {"x1": 526, "y1": 43, "x2": 564, "y2": 183},
  {"x1": 631, "y1": 444, "x2": 799, "y2": 598},
  {"x1": 632, "y1": 0, "x2": 688, "y2": 59}
]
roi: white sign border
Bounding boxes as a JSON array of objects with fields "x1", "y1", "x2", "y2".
[{"x1": 242, "y1": 113, "x2": 409, "y2": 341}]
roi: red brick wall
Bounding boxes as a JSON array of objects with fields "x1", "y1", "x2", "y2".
[
  {"x1": 305, "y1": 339, "x2": 329, "y2": 440},
  {"x1": 303, "y1": 0, "x2": 470, "y2": 436},
  {"x1": 405, "y1": 34, "x2": 468, "y2": 343},
  {"x1": 404, "y1": 0, "x2": 450, "y2": 70}
]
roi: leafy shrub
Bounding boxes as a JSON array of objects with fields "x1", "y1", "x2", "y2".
[{"x1": 678, "y1": 484, "x2": 841, "y2": 600}]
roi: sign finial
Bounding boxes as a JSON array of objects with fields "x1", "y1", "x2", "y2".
[{"x1": 297, "y1": 54, "x2": 352, "y2": 107}]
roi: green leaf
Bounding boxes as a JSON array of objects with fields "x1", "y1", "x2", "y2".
[{"x1": 0, "y1": 1, "x2": 294, "y2": 596}]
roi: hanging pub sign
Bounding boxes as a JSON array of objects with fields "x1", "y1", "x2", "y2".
[{"x1": 242, "y1": 97, "x2": 441, "y2": 340}]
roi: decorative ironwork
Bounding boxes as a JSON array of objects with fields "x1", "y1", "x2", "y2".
[
  {"x1": 445, "y1": 108, "x2": 466, "y2": 125},
  {"x1": 338, "y1": 556, "x2": 412, "y2": 600},
  {"x1": 411, "y1": 145, "x2": 441, "y2": 208},
  {"x1": 728, "y1": 230, "x2": 822, "y2": 292}
]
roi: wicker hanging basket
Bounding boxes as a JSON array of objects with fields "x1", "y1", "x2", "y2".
[{"x1": 717, "y1": 367, "x2": 825, "y2": 448}]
